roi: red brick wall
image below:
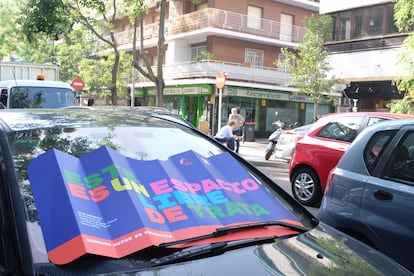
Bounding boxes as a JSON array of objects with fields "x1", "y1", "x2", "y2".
[{"x1": 208, "y1": 36, "x2": 280, "y2": 68}]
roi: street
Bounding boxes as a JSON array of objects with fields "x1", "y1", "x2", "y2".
[
  {"x1": 237, "y1": 140, "x2": 319, "y2": 216},
  {"x1": 255, "y1": 163, "x2": 319, "y2": 216}
]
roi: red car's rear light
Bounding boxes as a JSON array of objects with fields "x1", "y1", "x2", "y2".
[{"x1": 325, "y1": 168, "x2": 336, "y2": 195}]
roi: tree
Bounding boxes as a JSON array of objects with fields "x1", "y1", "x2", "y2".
[
  {"x1": 0, "y1": 0, "x2": 23, "y2": 60},
  {"x1": 18, "y1": 0, "x2": 201, "y2": 107},
  {"x1": 79, "y1": 52, "x2": 132, "y2": 101},
  {"x1": 277, "y1": 14, "x2": 341, "y2": 121},
  {"x1": 18, "y1": 0, "x2": 124, "y2": 105},
  {"x1": 393, "y1": 0, "x2": 414, "y2": 114},
  {"x1": 0, "y1": 0, "x2": 55, "y2": 63},
  {"x1": 389, "y1": 96, "x2": 413, "y2": 114},
  {"x1": 123, "y1": 0, "x2": 165, "y2": 107},
  {"x1": 124, "y1": 0, "x2": 200, "y2": 107},
  {"x1": 56, "y1": 27, "x2": 93, "y2": 82}
]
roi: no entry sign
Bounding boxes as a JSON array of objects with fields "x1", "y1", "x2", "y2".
[
  {"x1": 71, "y1": 78, "x2": 85, "y2": 91},
  {"x1": 216, "y1": 72, "x2": 226, "y2": 89}
]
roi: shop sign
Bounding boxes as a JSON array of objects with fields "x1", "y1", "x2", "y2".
[
  {"x1": 226, "y1": 87, "x2": 314, "y2": 103},
  {"x1": 146, "y1": 85, "x2": 212, "y2": 96}
]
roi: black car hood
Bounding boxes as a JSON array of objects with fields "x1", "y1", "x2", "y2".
[{"x1": 100, "y1": 223, "x2": 410, "y2": 275}]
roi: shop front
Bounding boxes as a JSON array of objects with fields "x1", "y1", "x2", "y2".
[
  {"x1": 217, "y1": 86, "x2": 333, "y2": 138},
  {"x1": 132, "y1": 84, "x2": 334, "y2": 138},
  {"x1": 133, "y1": 84, "x2": 212, "y2": 128}
]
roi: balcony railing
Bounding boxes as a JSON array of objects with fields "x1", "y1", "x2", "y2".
[
  {"x1": 167, "y1": 8, "x2": 306, "y2": 43},
  {"x1": 104, "y1": 8, "x2": 306, "y2": 48},
  {"x1": 135, "y1": 60, "x2": 291, "y2": 86}
]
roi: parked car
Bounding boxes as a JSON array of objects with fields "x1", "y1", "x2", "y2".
[
  {"x1": 274, "y1": 123, "x2": 313, "y2": 162},
  {"x1": 0, "y1": 108, "x2": 411, "y2": 275},
  {"x1": 289, "y1": 112, "x2": 413, "y2": 207},
  {"x1": 317, "y1": 118, "x2": 414, "y2": 273}
]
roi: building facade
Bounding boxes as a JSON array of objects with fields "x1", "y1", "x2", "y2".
[
  {"x1": 104, "y1": 0, "x2": 325, "y2": 138},
  {"x1": 320, "y1": 0, "x2": 413, "y2": 112}
]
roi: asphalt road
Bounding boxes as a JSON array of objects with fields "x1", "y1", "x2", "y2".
[
  {"x1": 256, "y1": 164, "x2": 319, "y2": 216},
  {"x1": 237, "y1": 139, "x2": 319, "y2": 215}
]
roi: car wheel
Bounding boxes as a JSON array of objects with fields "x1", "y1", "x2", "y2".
[
  {"x1": 291, "y1": 168, "x2": 322, "y2": 207},
  {"x1": 265, "y1": 142, "x2": 275, "y2": 160},
  {"x1": 265, "y1": 150, "x2": 273, "y2": 160}
]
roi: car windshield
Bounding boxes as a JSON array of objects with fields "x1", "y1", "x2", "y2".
[
  {"x1": 0, "y1": 109, "x2": 313, "y2": 271},
  {"x1": 10, "y1": 86, "x2": 76, "y2": 108}
]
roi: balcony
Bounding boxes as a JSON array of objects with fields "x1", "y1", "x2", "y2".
[
  {"x1": 105, "y1": 8, "x2": 306, "y2": 48},
  {"x1": 167, "y1": 8, "x2": 306, "y2": 43},
  {"x1": 135, "y1": 60, "x2": 291, "y2": 87}
]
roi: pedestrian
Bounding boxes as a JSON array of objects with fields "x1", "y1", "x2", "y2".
[
  {"x1": 228, "y1": 107, "x2": 244, "y2": 153},
  {"x1": 214, "y1": 120, "x2": 241, "y2": 151}
]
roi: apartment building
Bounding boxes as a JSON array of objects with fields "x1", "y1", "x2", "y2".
[
  {"x1": 110, "y1": 0, "x2": 321, "y2": 137},
  {"x1": 320, "y1": 0, "x2": 412, "y2": 112}
]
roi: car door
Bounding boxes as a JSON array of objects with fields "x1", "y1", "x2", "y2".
[{"x1": 360, "y1": 128, "x2": 414, "y2": 271}]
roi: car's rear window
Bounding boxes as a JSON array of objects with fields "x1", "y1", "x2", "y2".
[{"x1": 316, "y1": 116, "x2": 363, "y2": 142}]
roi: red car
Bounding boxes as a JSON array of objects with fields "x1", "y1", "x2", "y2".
[{"x1": 289, "y1": 112, "x2": 413, "y2": 207}]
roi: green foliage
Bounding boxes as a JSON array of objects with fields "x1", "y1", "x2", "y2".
[
  {"x1": 0, "y1": 0, "x2": 19, "y2": 59},
  {"x1": 0, "y1": 0, "x2": 61, "y2": 63},
  {"x1": 195, "y1": 50, "x2": 215, "y2": 62},
  {"x1": 393, "y1": 0, "x2": 414, "y2": 32},
  {"x1": 78, "y1": 52, "x2": 132, "y2": 99},
  {"x1": 56, "y1": 27, "x2": 94, "y2": 82},
  {"x1": 277, "y1": 14, "x2": 341, "y2": 121},
  {"x1": 122, "y1": 0, "x2": 147, "y2": 19},
  {"x1": 393, "y1": 0, "x2": 414, "y2": 109},
  {"x1": 389, "y1": 96, "x2": 413, "y2": 114},
  {"x1": 17, "y1": 0, "x2": 73, "y2": 42}
]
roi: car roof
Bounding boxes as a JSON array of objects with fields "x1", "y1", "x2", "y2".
[
  {"x1": 0, "y1": 79, "x2": 73, "y2": 89},
  {"x1": 362, "y1": 117, "x2": 414, "y2": 132},
  {"x1": 309, "y1": 112, "x2": 414, "y2": 131},
  {"x1": 319, "y1": 111, "x2": 414, "y2": 120},
  {"x1": 0, "y1": 107, "x2": 191, "y2": 132}
]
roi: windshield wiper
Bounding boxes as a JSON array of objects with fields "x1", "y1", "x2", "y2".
[
  {"x1": 113, "y1": 237, "x2": 278, "y2": 273},
  {"x1": 159, "y1": 220, "x2": 310, "y2": 248}
]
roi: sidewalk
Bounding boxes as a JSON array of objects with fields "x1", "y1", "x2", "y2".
[{"x1": 236, "y1": 138, "x2": 289, "y2": 169}]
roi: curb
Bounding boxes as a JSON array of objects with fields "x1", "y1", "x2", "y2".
[{"x1": 249, "y1": 160, "x2": 289, "y2": 169}]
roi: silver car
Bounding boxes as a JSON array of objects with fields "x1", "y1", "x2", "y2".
[{"x1": 274, "y1": 123, "x2": 313, "y2": 161}]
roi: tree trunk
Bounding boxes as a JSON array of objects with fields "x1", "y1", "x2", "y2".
[
  {"x1": 111, "y1": 49, "x2": 120, "y2": 105},
  {"x1": 155, "y1": 0, "x2": 166, "y2": 107}
]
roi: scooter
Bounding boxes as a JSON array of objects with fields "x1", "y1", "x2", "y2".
[{"x1": 265, "y1": 120, "x2": 285, "y2": 160}]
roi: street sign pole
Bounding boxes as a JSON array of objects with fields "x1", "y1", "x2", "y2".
[{"x1": 218, "y1": 87, "x2": 223, "y2": 130}]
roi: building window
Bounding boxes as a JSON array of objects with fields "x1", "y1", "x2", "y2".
[
  {"x1": 191, "y1": 46, "x2": 207, "y2": 61},
  {"x1": 339, "y1": 12, "x2": 351, "y2": 40},
  {"x1": 245, "y1": 48, "x2": 264, "y2": 68},
  {"x1": 353, "y1": 10, "x2": 366, "y2": 38},
  {"x1": 247, "y1": 6, "x2": 262, "y2": 29},
  {"x1": 368, "y1": 6, "x2": 383, "y2": 36},
  {"x1": 169, "y1": 1, "x2": 183, "y2": 19},
  {"x1": 280, "y1": 13, "x2": 294, "y2": 42},
  {"x1": 277, "y1": 53, "x2": 293, "y2": 72},
  {"x1": 329, "y1": 3, "x2": 400, "y2": 42},
  {"x1": 385, "y1": 4, "x2": 398, "y2": 33}
]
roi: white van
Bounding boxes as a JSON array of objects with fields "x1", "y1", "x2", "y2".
[{"x1": 0, "y1": 79, "x2": 76, "y2": 109}]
